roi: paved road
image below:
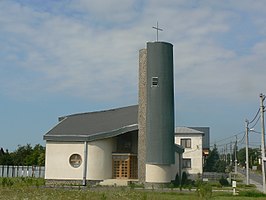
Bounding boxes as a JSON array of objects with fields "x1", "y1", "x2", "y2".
[{"x1": 238, "y1": 167, "x2": 263, "y2": 184}]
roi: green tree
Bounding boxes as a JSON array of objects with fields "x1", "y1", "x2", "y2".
[
  {"x1": 1, "y1": 144, "x2": 45, "y2": 166},
  {"x1": 12, "y1": 144, "x2": 33, "y2": 165},
  {"x1": 31, "y1": 144, "x2": 45, "y2": 165},
  {"x1": 37, "y1": 151, "x2": 45, "y2": 166},
  {"x1": 214, "y1": 160, "x2": 226, "y2": 173},
  {"x1": 237, "y1": 147, "x2": 246, "y2": 166},
  {"x1": 204, "y1": 144, "x2": 219, "y2": 172},
  {"x1": 249, "y1": 148, "x2": 260, "y2": 166},
  {"x1": 0, "y1": 150, "x2": 13, "y2": 165},
  {"x1": 237, "y1": 147, "x2": 260, "y2": 168},
  {"x1": 203, "y1": 145, "x2": 227, "y2": 172}
]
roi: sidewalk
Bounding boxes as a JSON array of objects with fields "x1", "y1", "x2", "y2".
[{"x1": 249, "y1": 178, "x2": 263, "y2": 192}]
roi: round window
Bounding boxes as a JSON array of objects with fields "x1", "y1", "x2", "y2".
[{"x1": 69, "y1": 154, "x2": 82, "y2": 168}]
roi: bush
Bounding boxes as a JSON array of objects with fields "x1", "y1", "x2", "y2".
[
  {"x1": 168, "y1": 182, "x2": 175, "y2": 190},
  {"x1": 219, "y1": 176, "x2": 229, "y2": 186},
  {"x1": 173, "y1": 173, "x2": 180, "y2": 187},
  {"x1": 196, "y1": 182, "x2": 212, "y2": 200},
  {"x1": 181, "y1": 172, "x2": 188, "y2": 186}
]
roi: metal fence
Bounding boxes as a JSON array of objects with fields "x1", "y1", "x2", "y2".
[
  {"x1": 0, "y1": 165, "x2": 45, "y2": 178},
  {"x1": 202, "y1": 172, "x2": 228, "y2": 181}
]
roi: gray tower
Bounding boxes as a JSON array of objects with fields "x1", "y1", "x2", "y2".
[
  {"x1": 146, "y1": 42, "x2": 175, "y2": 165},
  {"x1": 138, "y1": 41, "x2": 175, "y2": 183}
]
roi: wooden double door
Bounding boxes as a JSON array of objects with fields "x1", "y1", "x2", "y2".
[{"x1": 112, "y1": 153, "x2": 137, "y2": 179}]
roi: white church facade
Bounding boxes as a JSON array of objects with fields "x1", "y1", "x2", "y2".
[
  {"x1": 44, "y1": 105, "x2": 184, "y2": 185},
  {"x1": 43, "y1": 41, "x2": 208, "y2": 186},
  {"x1": 44, "y1": 105, "x2": 139, "y2": 184}
]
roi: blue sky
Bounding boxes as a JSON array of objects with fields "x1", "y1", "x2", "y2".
[{"x1": 1, "y1": 0, "x2": 266, "y2": 152}]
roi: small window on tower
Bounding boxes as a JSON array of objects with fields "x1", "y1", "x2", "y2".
[{"x1": 151, "y1": 77, "x2": 159, "y2": 87}]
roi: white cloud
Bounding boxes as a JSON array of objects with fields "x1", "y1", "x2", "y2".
[
  {"x1": 0, "y1": 1, "x2": 142, "y2": 101},
  {"x1": 2, "y1": 0, "x2": 266, "y2": 151},
  {"x1": 0, "y1": 0, "x2": 266, "y2": 104},
  {"x1": 69, "y1": 0, "x2": 143, "y2": 25}
]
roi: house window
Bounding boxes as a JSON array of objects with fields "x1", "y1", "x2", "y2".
[
  {"x1": 69, "y1": 154, "x2": 82, "y2": 168},
  {"x1": 183, "y1": 158, "x2": 191, "y2": 168},
  {"x1": 181, "y1": 138, "x2": 191, "y2": 148},
  {"x1": 151, "y1": 77, "x2": 159, "y2": 87}
]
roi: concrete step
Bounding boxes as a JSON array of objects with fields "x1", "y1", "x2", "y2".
[{"x1": 99, "y1": 179, "x2": 137, "y2": 186}]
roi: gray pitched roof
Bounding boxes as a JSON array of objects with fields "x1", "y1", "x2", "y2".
[
  {"x1": 44, "y1": 105, "x2": 138, "y2": 142},
  {"x1": 175, "y1": 126, "x2": 204, "y2": 135}
]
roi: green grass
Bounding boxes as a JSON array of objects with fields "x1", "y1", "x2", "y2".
[
  {"x1": 0, "y1": 177, "x2": 45, "y2": 188},
  {"x1": 1, "y1": 178, "x2": 266, "y2": 200},
  {"x1": 2, "y1": 187, "x2": 266, "y2": 200}
]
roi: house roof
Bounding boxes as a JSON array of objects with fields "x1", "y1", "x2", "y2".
[
  {"x1": 175, "y1": 127, "x2": 204, "y2": 135},
  {"x1": 44, "y1": 105, "x2": 138, "y2": 142}
]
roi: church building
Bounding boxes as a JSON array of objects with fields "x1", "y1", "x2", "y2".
[{"x1": 43, "y1": 41, "x2": 185, "y2": 186}]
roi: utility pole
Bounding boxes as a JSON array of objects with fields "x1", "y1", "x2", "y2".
[
  {"x1": 221, "y1": 147, "x2": 224, "y2": 161},
  {"x1": 223, "y1": 147, "x2": 225, "y2": 161},
  {"x1": 230, "y1": 141, "x2": 232, "y2": 166},
  {"x1": 235, "y1": 135, "x2": 238, "y2": 175},
  {"x1": 245, "y1": 119, "x2": 249, "y2": 185},
  {"x1": 260, "y1": 93, "x2": 266, "y2": 193},
  {"x1": 225, "y1": 144, "x2": 227, "y2": 164}
]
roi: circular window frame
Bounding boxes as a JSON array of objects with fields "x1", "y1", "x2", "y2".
[{"x1": 69, "y1": 154, "x2": 82, "y2": 168}]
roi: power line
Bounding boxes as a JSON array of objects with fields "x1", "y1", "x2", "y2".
[
  {"x1": 250, "y1": 115, "x2": 261, "y2": 129},
  {"x1": 210, "y1": 133, "x2": 245, "y2": 148},
  {"x1": 238, "y1": 133, "x2": 246, "y2": 145},
  {"x1": 210, "y1": 131, "x2": 244, "y2": 146},
  {"x1": 249, "y1": 108, "x2": 260, "y2": 124},
  {"x1": 210, "y1": 108, "x2": 260, "y2": 149}
]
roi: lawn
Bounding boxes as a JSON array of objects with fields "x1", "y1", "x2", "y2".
[
  {"x1": 1, "y1": 187, "x2": 266, "y2": 199},
  {"x1": 1, "y1": 178, "x2": 266, "y2": 200}
]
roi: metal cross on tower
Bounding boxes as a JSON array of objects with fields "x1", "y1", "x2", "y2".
[{"x1": 152, "y1": 22, "x2": 163, "y2": 41}]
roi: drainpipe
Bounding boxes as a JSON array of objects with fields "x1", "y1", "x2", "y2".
[
  {"x1": 179, "y1": 152, "x2": 182, "y2": 184},
  {"x1": 82, "y1": 141, "x2": 88, "y2": 186}
]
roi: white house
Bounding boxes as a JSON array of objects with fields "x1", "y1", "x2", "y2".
[{"x1": 175, "y1": 127, "x2": 204, "y2": 179}]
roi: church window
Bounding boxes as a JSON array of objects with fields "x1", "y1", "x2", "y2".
[
  {"x1": 69, "y1": 154, "x2": 82, "y2": 168},
  {"x1": 182, "y1": 158, "x2": 191, "y2": 168},
  {"x1": 181, "y1": 139, "x2": 191, "y2": 148},
  {"x1": 117, "y1": 133, "x2": 132, "y2": 153},
  {"x1": 151, "y1": 77, "x2": 159, "y2": 87}
]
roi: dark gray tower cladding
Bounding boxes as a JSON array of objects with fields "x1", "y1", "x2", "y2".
[{"x1": 146, "y1": 42, "x2": 175, "y2": 165}]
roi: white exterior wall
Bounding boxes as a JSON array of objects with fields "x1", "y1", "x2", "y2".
[
  {"x1": 45, "y1": 138, "x2": 115, "y2": 181},
  {"x1": 145, "y1": 164, "x2": 172, "y2": 183},
  {"x1": 45, "y1": 141, "x2": 84, "y2": 180},
  {"x1": 175, "y1": 134, "x2": 203, "y2": 175},
  {"x1": 87, "y1": 138, "x2": 115, "y2": 180},
  {"x1": 145, "y1": 151, "x2": 182, "y2": 183}
]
